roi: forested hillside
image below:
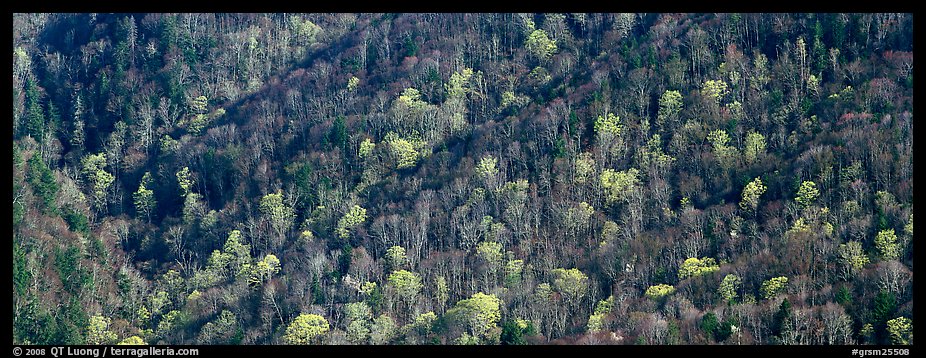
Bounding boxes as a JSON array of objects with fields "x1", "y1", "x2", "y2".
[{"x1": 12, "y1": 13, "x2": 913, "y2": 345}]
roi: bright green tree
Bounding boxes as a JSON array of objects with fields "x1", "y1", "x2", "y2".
[
  {"x1": 587, "y1": 296, "x2": 615, "y2": 333},
  {"x1": 387, "y1": 269, "x2": 422, "y2": 303},
  {"x1": 476, "y1": 241, "x2": 504, "y2": 269},
  {"x1": 447, "y1": 292, "x2": 502, "y2": 343},
  {"x1": 176, "y1": 166, "x2": 194, "y2": 197},
  {"x1": 875, "y1": 229, "x2": 901, "y2": 260},
  {"x1": 283, "y1": 314, "x2": 329, "y2": 344},
  {"x1": 337, "y1": 204, "x2": 368, "y2": 239},
  {"x1": 744, "y1": 131, "x2": 767, "y2": 164},
  {"x1": 678, "y1": 257, "x2": 720, "y2": 280},
  {"x1": 359, "y1": 138, "x2": 375, "y2": 159},
  {"x1": 573, "y1": 152, "x2": 595, "y2": 184},
  {"x1": 385, "y1": 245, "x2": 408, "y2": 270},
  {"x1": 886, "y1": 317, "x2": 912, "y2": 345},
  {"x1": 795, "y1": 181, "x2": 820, "y2": 208},
  {"x1": 344, "y1": 302, "x2": 373, "y2": 344},
  {"x1": 384, "y1": 132, "x2": 425, "y2": 169},
  {"x1": 718, "y1": 274, "x2": 742, "y2": 303},
  {"x1": 740, "y1": 177, "x2": 767, "y2": 212},
  {"x1": 260, "y1": 192, "x2": 295, "y2": 240},
  {"x1": 475, "y1": 155, "x2": 498, "y2": 182},
  {"x1": 707, "y1": 129, "x2": 737, "y2": 168},
  {"x1": 550, "y1": 268, "x2": 589, "y2": 304},
  {"x1": 761, "y1": 276, "x2": 789, "y2": 299},
  {"x1": 86, "y1": 315, "x2": 118, "y2": 345},
  {"x1": 133, "y1": 172, "x2": 156, "y2": 221},
  {"x1": 81, "y1": 153, "x2": 115, "y2": 210},
  {"x1": 525, "y1": 29, "x2": 557, "y2": 62},
  {"x1": 600, "y1": 168, "x2": 640, "y2": 205},
  {"x1": 702, "y1": 79, "x2": 729, "y2": 104},
  {"x1": 657, "y1": 90, "x2": 683, "y2": 128},
  {"x1": 117, "y1": 336, "x2": 146, "y2": 345},
  {"x1": 838, "y1": 241, "x2": 869, "y2": 277},
  {"x1": 645, "y1": 284, "x2": 676, "y2": 300},
  {"x1": 594, "y1": 112, "x2": 623, "y2": 137},
  {"x1": 248, "y1": 254, "x2": 281, "y2": 286}
]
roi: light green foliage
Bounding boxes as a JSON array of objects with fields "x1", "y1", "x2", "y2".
[
  {"x1": 260, "y1": 192, "x2": 295, "y2": 237},
  {"x1": 740, "y1": 177, "x2": 767, "y2": 212},
  {"x1": 347, "y1": 76, "x2": 360, "y2": 92},
  {"x1": 434, "y1": 276, "x2": 450, "y2": 310},
  {"x1": 337, "y1": 204, "x2": 368, "y2": 239},
  {"x1": 718, "y1": 274, "x2": 742, "y2": 303},
  {"x1": 283, "y1": 314, "x2": 330, "y2": 344},
  {"x1": 446, "y1": 67, "x2": 474, "y2": 99},
  {"x1": 345, "y1": 301, "x2": 373, "y2": 322},
  {"x1": 886, "y1": 317, "x2": 912, "y2": 345},
  {"x1": 223, "y1": 230, "x2": 252, "y2": 277},
  {"x1": 904, "y1": 214, "x2": 913, "y2": 237},
  {"x1": 475, "y1": 155, "x2": 499, "y2": 181},
  {"x1": 702, "y1": 79, "x2": 729, "y2": 104},
  {"x1": 249, "y1": 253, "x2": 281, "y2": 285},
  {"x1": 875, "y1": 229, "x2": 901, "y2": 260},
  {"x1": 786, "y1": 217, "x2": 812, "y2": 237},
  {"x1": 639, "y1": 134, "x2": 675, "y2": 171},
  {"x1": 344, "y1": 302, "x2": 372, "y2": 344},
  {"x1": 707, "y1": 129, "x2": 737, "y2": 167},
  {"x1": 384, "y1": 132, "x2": 426, "y2": 169},
  {"x1": 657, "y1": 90, "x2": 683, "y2": 126},
  {"x1": 600, "y1": 168, "x2": 640, "y2": 205},
  {"x1": 190, "y1": 95, "x2": 208, "y2": 114},
  {"x1": 645, "y1": 284, "x2": 676, "y2": 299},
  {"x1": 838, "y1": 241, "x2": 869, "y2": 276},
  {"x1": 360, "y1": 281, "x2": 378, "y2": 296},
  {"x1": 587, "y1": 296, "x2": 615, "y2": 333},
  {"x1": 574, "y1": 152, "x2": 595, "y2": 184},
  {"x1": 157, "y1": 310, "x2": 187, "y2": 338},
  {"x1": 197, "y1": 310, "x2": 238, "y2": 345},
  {"x1": 133, "y1": 172, "x2": 156, "y2": 219},
  {"x1": 182, "y1": 192, "x2": 205, "y2": 225},
  {"x1": 290, "y1": 16, "x2": 322, "y2": 44},
  {"x1": 594, "y1": 112, "x2": 622, "y2": 137},
  {"x1": 500, "y1": 90, "x2": 530, "y2": 111},
  {"x1": 117, "y1": 336, "x2": 146, "y2": 345},
  {"x1": 795, "y1": 181, "x2": 820, "y2": 208},
  {"x1": 447, "y1": 292, "x2": 502, "y2": 342},
  {"x1": 727, "y1": 100, "x2": 745, "y2": 120},
  {"x1": 86, "y1": 315, "x2": 118, "y2": 345},
  {"x1": 160, "y1": 134, "x2": 179, "y2": 154},
  {"x1": 176, "y1": 166, "x2": 194, "y2": 197},
  {"x1": 525, "y1": 29, "x2": 557, "y2": 62},
  {"x1": 476, "y1": 241, "x2": 504, "y2": 269},
  {"x1": 504, "y1": 259, "x2": 524, "y2": 287},
  {"x1": 370, "y1": 314, "x2": 397, "y2": 345},
  {"x1": 385, "y1": 245, "x2": 408, "y2": 270},
  {"x1": 550, "y1": 268, "x2": 589, "y2": 303},
  {"x1": 81, "y1": 153, "x2": 115, "y2": 209},
  {"x1": 359, "y1": 138, "x2": 375, "y2": 159},
  {"x1": 387, "y1": 269, "x2": 422, "y2": 302},
  {"x1": 395, "y1": 87, "x2": 428, "y2": 115},
  {"x1": 186, "y1": 114, "x2": 210, "y2": 136},
  {"x1": 807, "y1": 74, "x2": 821, "y2": 96},
  {"x1": 678, "y1": 257, "x2": 720, "y2": 280},
  {"x1": 744, "y1": 131, "x2": 766, "y2": 164},
  {"x1": 187, "y1": 290, "x2": 202, "y2": 302},
  {"x1": 761, "y1": 276, "x2": 788, "y2": 299}
]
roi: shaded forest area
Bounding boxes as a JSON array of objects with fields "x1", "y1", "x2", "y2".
[{"x1": 12, "y1": 13, "x2": 913, "y2": 345}]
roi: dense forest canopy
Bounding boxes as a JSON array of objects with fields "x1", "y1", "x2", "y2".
[{"x1": 12, "y1": 13, "x2": 913, "y2": 345}]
